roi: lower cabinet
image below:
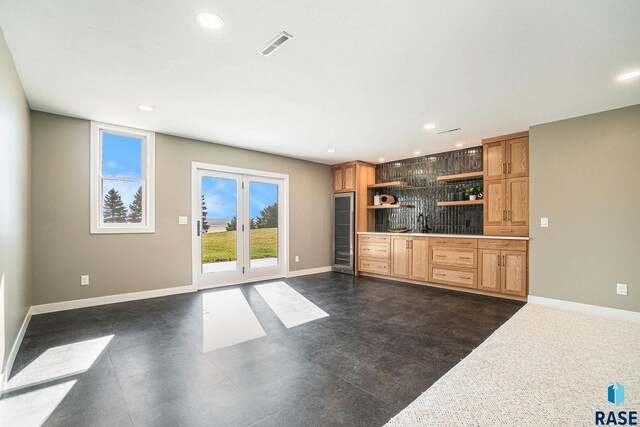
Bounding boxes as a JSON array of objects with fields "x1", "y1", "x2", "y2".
[
  {"x1": 478, "y1": 245, "x2": 527, "y2": 297},
  {"x1": 357, "y1": 234, "x2": 527, "y2": 300},
  {"x1": 390, "y1": 236, "x2": 428, "y2": 280}
]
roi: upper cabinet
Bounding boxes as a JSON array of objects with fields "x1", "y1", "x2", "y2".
[
  {"x1": 332, "y1": 163, "x2": 356, "y2": 193},
  {"x1": 483, "y1": 131, "x2": 529, "y2": 181},
  {"x1": 483, "y1": 131, "x2": 530, "y2": 237}
]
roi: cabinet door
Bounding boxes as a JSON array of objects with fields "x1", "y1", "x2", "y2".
[
  {"x1": 391, "y1": 236, "x2": 410, "y2": 278},
  {"x1": 483, "y1": 141, "x2": 505, "y2": 181},
  {"x1": 409, "y1": 237, "x2": 428, "y2": 281},
  {"x1": 332, "y1": 167, "x2": 344, "y2": 192},
  {"x1": 506, "y1": 178, "x2": 529, "y2": 226},
  {"x1": 343, "y1": 164, "x2": 356, "y2": 192},
  {"x1": 478, "y1": 249, "x2": 501, "y2": 292},
  {"x1": 505, "y1": 137, "x2": 529, "y2": 178},
  {"x1": 483, "y1": 180, "x2": 506, "y2": 227},
  {"x1": 501, "y1": 251, "x2": 527, "y2": 296}
]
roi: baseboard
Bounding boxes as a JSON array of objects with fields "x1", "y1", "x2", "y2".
[
  {"x1": 286, "y1": 266, "x2": 332, "y2": 278},
  {"x1": 30, "y1": 284, "x2": 196, "y2": 315},
  {"x1": 1, "y1": 306, "x2": 33, "y2": 394},
  {"x1": 527, "y1": 295, "x2": 640, "y2": 323}
]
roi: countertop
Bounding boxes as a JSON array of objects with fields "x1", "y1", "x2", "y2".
[{"x1": 356, "y1": 231, "x2": 529, "y2": 241}]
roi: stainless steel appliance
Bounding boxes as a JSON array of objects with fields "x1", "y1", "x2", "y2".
[{"x1": 332, "y1": 192, "x2": 354, "y2": 274}]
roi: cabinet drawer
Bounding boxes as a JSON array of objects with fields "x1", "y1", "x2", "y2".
[
  {"x1": 478, "y1": 239, "x2": 527, "y2": 251},
  {"x1": 429, "y1": 247, "x2": 477, "y2": 268},
  {"x1": 429, "y1": 237, "x2": 477, "y2": 248},
  {"x1": 359, "y1": 242, "x2": 390, "y2": 259},
  {"x1": 358, "y1": 234, "x2": 391, "y2": 244},
  {"x1": 359, "y1": 257, "x2": 390, "y2": 275},
  {"x1": 483, "y1": 226, "x2": 529, "y2": 237},
  {"x1": 429, "y1": 266, "x2": 477, "y2": 289}
]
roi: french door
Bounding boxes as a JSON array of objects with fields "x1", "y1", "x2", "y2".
[{"x1": 193, "y1": 164, "x2": 287, "y2": 289}]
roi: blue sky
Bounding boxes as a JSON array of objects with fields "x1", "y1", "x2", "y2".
[
  {"x1": 202, "y1": 178, "x2": 277, "y2": 220},
  {"x1": 101, "y1": 132, "x2": 143, "y2": 208}
]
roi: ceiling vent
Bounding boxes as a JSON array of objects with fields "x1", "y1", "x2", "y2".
[
  {"x1": 260, "y1": 31, "x2": 293, "y2": 56},
  {"x1": 436, "y1": 127, "x2": 461, "y2": 135}
]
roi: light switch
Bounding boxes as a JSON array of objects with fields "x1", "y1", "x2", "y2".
[
  {"x1": 540, "y1": 217, "x2": 549, "y2": 228},
  {"x1": 617, "y1": 283, "x2": 628, "y2": 296},
  {"x1": 179, "y1": 216, "x2": 188, "y2": 225}
]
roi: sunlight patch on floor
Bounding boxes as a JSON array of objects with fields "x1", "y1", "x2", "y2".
[
  {"x1": 202, "y1": 289, "x2": 266, "y2": 352},
  {"x1": 0, "y1": 380, "x2": 76, "y2": 427},
  {"x1": 5, "y1": 335, "x2": 113, "y2": 393},
  {"x1": 254, "y1": 281, "x2": 329, "y2": 328}
]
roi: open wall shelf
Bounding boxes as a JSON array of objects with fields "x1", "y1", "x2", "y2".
[
  {"x1": 367, "y1": 181, "x2": 408, "y2": 188},
  {"x1": 436, "y1": 200, "x2": 484, "y2": 207},
  {"x1": 437, "y1": 171, "x2": 483, "y2": 182},
  {"x1": 367, "y1": 204, "x2": 413, "y2": 209}
]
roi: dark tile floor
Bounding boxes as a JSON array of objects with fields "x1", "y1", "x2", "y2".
[{"x1": 3, "y1": 272, "x2": 524, "y2": 426}]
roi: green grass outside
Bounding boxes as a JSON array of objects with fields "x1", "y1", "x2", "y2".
[{"x1": 201, "y1": 227, "x2": 277, "y2": 263}]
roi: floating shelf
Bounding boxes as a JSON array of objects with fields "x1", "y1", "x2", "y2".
[
  {"x1": 437, "y1": 171, "x2": 484, "y2": 182},
  {"x1": 436, "y1": 200, "x2": 484, "y2": 207},
  {"x1": 367, "y1": 204, "x2": 414, "y2": 209},
  {"x1": 367, "y1": 181, "x2": 408, "y2": 188}
]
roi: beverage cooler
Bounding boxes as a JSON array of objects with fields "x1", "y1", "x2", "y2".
[{"x1": 332, "y1": 192, "x2": 355, "y2": 274}]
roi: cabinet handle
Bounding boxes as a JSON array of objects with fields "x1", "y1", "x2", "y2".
[
  {"x1": 435, "y1": 273, "x2": 446, "y2": 277},
  {"x1": 502, "y1": 255, "x2": 506, "y2": 265},
  {"x1": 507, "y1": 210, "x2": 511, "y2": 221},
  {"x1": 377, "y1": 249, "x2": 386, "y2": 252},
  {"x1": 499, "y1": 229, "x2": 512, "y2": 233},
  {"x1": 458, "y1": 242, "x2": 471, "y2": 245},
  {"x1": 459, "y1": 276, "x2": 471, "y2": 280},
  {"x1": 497, "y1": 243, "x2": 508, "y2": 246},
  {"x1": 459, "y1": 256, "x2": 471, "y2": 260},
  {"x1": 502, "y1": 163, "x2": 506, "y2": 174},
  {"x1": 435, "y1": 240, "x2": 445, "y2": 244},
  {"x1": 497, "y1": 256, "x2": 500, "y2": 266},
  {"x1": 502, "y1": 210, "x2": 507, "y2": 220},
  {"x1": 435, "y1": 255, "x2": 446, "y2": 258}
]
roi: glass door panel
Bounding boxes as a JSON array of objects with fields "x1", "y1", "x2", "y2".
[
  {"x1": 248, "y1": 181, "x2": 279, "y2": 269},
  {"x1": 197, "y1": 170, "x2": 244, "y2": 288}
]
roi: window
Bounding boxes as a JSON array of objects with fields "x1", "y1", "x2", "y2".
[{"x1": 90, "y1": 122, "x2": 155, "y2": 233}]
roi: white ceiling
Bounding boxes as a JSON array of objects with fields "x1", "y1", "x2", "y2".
[{"x1": 1, "y1": 0, "x2": 639, "y2": 164}]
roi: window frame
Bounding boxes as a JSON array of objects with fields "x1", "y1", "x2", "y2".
[{"x1": 90, "y1": 121, "x2": 155, "y2": 234}]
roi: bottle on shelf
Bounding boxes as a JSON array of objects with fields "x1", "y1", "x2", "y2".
[{"x1": 373, "y1": 192, "x2": 381, "y2": 206}]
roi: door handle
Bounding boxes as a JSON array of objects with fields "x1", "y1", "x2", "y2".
[
  {"x1": 503, "y1": 210, "x2": 507, "y2": 221},
  {"x1": 197, "y1": 220, "x2": 201, "y2": 237},
  {"x1": 502, "y1": 255, "x2": 506, "y2": 265}
]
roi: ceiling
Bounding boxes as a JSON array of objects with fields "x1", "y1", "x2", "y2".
[{"x1": 1, "y1": 1, "x2": 639, "y2": 165}]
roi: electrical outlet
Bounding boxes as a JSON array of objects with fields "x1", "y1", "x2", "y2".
[
  {"x1": 540, "y1": 217, "x2": 549, "y2": 228},
  {"x1": 616, "y1": 283, "x2": 628, "y2": 296},
  {"x1": 295, "y1": 256, "x2": 300, "y2": 263},
  {"x1": 81, "y1": 275, "x2": 89, "y2": 286},
  {"x1": 178, "y1": 216, "x2": 188, "y2": 225}
]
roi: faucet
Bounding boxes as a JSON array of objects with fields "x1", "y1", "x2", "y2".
[
  {"x1": 417, "y1": 214, "x2": 431, "y2": 233},
  {"x1": 417, "y1": 214, "x2": 431, "y2": 234}
]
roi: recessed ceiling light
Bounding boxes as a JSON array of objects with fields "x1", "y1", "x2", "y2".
[
  {"x1": 424, "y1": 123, "x2": 436, "y2": 129},
  {"x1": 378, "y1": 158, "x2": 385, "y2": 162},
  {"x1": 455, "y1": 142, "x2": 465, "y2": 147},
  {"x1": 413, "y1": 151, "x2": 421, "y2": 155},
  {"x1": 617, "y1": 70, "x2": 640, "y2": 81},
  {"x1": 327, "y1": 149, "x2": 335, "y2": 153},
  {"x1": 196, "y1": 11, "x2": 224, "y2": 30},
  {"x1": 137, "y1": 105, "x2": 154, "y2": 112}
]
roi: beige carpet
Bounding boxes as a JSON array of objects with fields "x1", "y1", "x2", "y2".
[{"x1": 385, "y1": 304, "x2": 640, "y2": 427}]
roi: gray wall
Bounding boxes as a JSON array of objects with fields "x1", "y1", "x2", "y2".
[
  {"x1": 529, "y1": 104, "x2": 640, "y2": 312},
  {"x1": 31, "y1": 112, "x2": 331, "y2": 305},
  {"x1": 0, "y1": 29, "x2": 31, "y2": 368}
]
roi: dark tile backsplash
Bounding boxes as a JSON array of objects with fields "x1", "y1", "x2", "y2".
[{"x1": 374, "y1": 147, "x2": 484, "y2": 235}]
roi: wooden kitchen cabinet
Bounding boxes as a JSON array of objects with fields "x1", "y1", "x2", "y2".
[
  {"x1": 391, "y1": 236, "x2": 428, "y2": 280},
  {"x1": 483, "y1": 131, "x2": 529, "y2": 237},
  {"x1": 478, "y1": 246, "x2": 527, "y2": 297},
  {"x1": 484, "y1": 177, "x2": 529, "y2": 236},
  {"x1": 332, "y1": 164, "x2": 356, "y2": 193},
  {"x1": 483, "y1": 131, "x2": 529, "y2": 181}
]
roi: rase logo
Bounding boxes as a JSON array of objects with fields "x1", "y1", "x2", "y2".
[{"x1": 595, "y1": 383, "x2": 638, "y2": 426}]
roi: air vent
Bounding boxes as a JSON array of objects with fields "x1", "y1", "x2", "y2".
[
  {"x1": 260, "y1": 31, "x2": 293, "y2": 56},
  {"x1": 436, "y1": 128, "x2": 461, "y2": 135}
]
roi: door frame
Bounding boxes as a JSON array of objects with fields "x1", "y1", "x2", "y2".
[{"x1": 191, "y1": 162, "x2": 289, "y2": 290}]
